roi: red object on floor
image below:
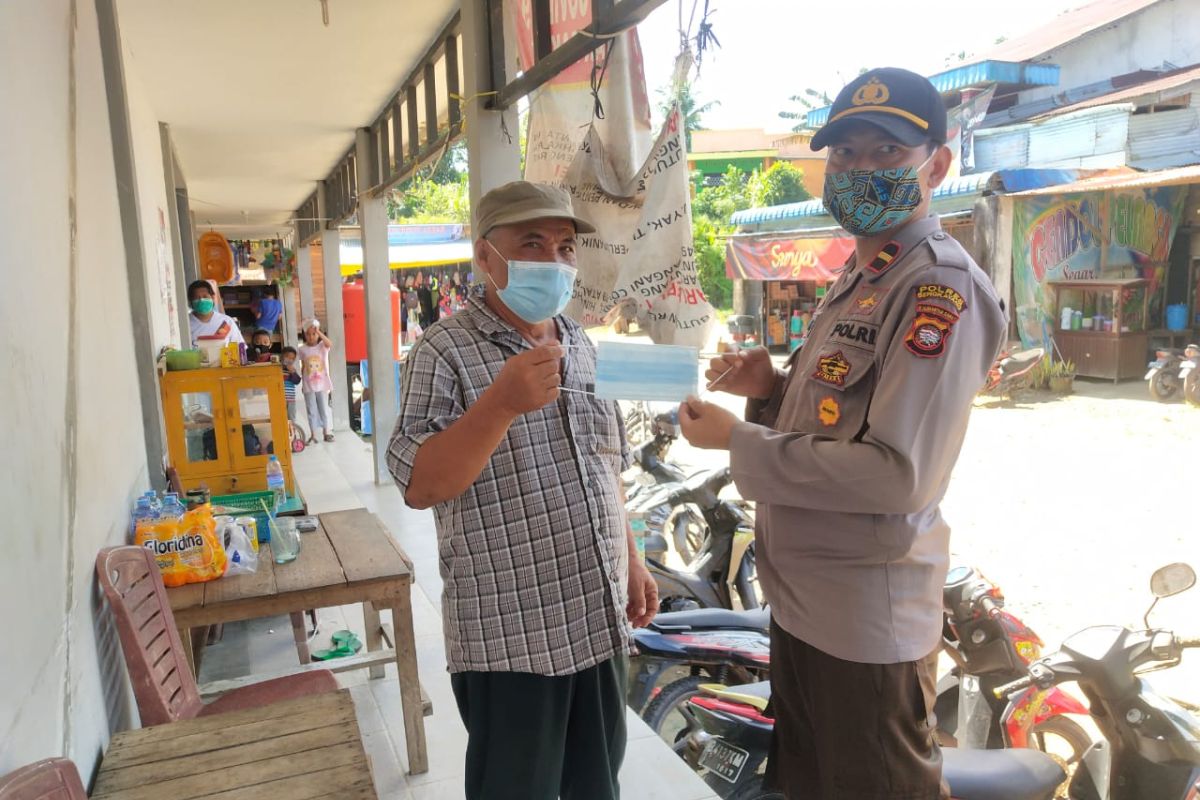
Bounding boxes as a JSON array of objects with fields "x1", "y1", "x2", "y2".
[
  {"x1": 342, "y1": 280, "x2": 401, "y2": 362},
  {"x1": 96, "y1": 546, "x2": 338, "y2": 727}
]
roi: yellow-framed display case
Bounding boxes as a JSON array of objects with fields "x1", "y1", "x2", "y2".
[{"x1": 161, "y1": 364, "x2": 295, "y2": 496}]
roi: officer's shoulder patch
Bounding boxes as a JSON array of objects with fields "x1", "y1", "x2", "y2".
[
  {"x1": 904, "y1": 302, "x2": 959, "y2": 359},
  {"x1": 914, "y1": 283, "x2": 967, "y2": 314},
  {"x1": 926, "y1": 231, "x2": 971, "y2": 271}
]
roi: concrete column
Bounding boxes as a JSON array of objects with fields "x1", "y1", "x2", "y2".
[
  {"x1": 318, "y1": 186, "x2": 350, "y2": 431},
  {"x1": 356, "y1": 129, "x2": 397, "y2": 485},
  {"x1": 159, "y1": 123, "x2": 189, "y2": 343},
  {"x1": 296, "y1": 239, "x2": 316, "y2": 322},
  {"x1": 461, "y1": 0, "x2": 521, "y2": 219},
  {"x1": 282, "y1": 285, "x2": 299, "y2": 347}
]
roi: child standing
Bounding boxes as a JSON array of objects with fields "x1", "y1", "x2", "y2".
[
  {"x1": 280, "y1": 346, "x2": 302, "y2": 424},
  {"x1": 298, "y1": 319, "x2": 335, "y2": 444}
]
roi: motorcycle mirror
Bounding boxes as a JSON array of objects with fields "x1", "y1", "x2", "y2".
[
  {"x1": 1150, "y1": 563, "x2": 1196, "y2": 599},
  {"x1": 1144, "y1": 563, "x2": 1196, "y2": 628}
]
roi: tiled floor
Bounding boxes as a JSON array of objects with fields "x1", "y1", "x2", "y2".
[{"x1": 196, "y1": 433, "x2": 719, "y2": 800}]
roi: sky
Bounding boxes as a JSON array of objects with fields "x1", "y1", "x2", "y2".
[{"x1": 634, "y1": 0, "x2": 1089, "y2": 133}]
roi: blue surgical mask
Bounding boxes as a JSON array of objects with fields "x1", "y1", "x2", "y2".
[
  {"x1": 823, "y1": 152, "x2": 935, "y2": 237},
  {"x1": 485, "y1": 241, "x2": 578, "y2": 323},
  {"x1": 594, "y1": 341, "x2": 698, "y2": 402}
]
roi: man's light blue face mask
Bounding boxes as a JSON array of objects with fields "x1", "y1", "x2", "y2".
[
  {"x1": 484, "y1": 239, "x2": 577, "y2": 324},
  {"x1": 594, "y1": 341, "x2": 698, "y2": 402}
]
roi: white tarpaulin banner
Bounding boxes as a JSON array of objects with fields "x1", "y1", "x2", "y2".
[{"x1": 553, "y1": 110, "x2": 715, "y2": 347}]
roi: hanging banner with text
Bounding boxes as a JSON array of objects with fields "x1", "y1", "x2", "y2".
[
  {"x1": 1011, "y1": 186, "x2": 1187, "y2": 346},
  {"x1": 725, "y1": 234, "x2": 854, "y2": 282}
]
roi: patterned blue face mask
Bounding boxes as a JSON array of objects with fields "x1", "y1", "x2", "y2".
[
  {"x1": 823, "y1": 152, "x2": 935, "y2": 237},
  {"x1": 594, "y1": 341, "x2": 698, "y2": 402},
  {"x1": 485, "y1": 240, "x2": 578, "y2": 323}
]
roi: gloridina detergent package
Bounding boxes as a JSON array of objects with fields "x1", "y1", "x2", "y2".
[{"x1": 135, "y1": 506, "x2": 227, "y2": 587}]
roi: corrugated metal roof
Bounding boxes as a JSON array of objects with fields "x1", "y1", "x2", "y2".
[
  {"x1": 1030, "y1": 63, "x2": 1200, "y2": 119},
  {"x1": 805, "y1": 61, "x2": 1059, "y2": 128},
  {"x1": 1128, "y1": 107, "x2": 1200, "y2": 169},
  {"x1": 976, "y1": 0, "x2": 1161, "y2": 62},
  {"x1": 1009, "y1": 163, "x2": 1200, "y2": 195},
  {"x1": 973, "y1": 104, "x2": 1133, "y2": 170},
  {"x1": 731, "y1": 172, "x2": 995, "y2": 227}
]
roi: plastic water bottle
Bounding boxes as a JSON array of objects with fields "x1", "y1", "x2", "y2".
[
  {"x1": 161, "y1": 493, "x2": 185, "y2": 520},
  {"x1": 144, "y1": 490, "x2": 162, "y2": 518},
  {"x1": 266, "y1": 455, "x2": 286, "y2": 512},
  {"x1": 130, "y1": 496, "x2": 156, "y2": 538}
]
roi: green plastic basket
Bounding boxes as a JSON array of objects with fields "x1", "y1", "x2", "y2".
[{"x1": 211, "y1": 491, "x2": 274, "y2": 542}]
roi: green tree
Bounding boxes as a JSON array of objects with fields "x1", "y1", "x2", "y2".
[
  {"x1": 750, "y1": 161, "x2": 811, "y2": 207},
  {"x1": 692, "y1": 215, "x2": 732, "y2": 309},
  {"x1": 778, "y1": 69, "x2": 867, "y2": 132},
  {"x1": 385, "y1": 141, "x2": 470, "y2": 223}
]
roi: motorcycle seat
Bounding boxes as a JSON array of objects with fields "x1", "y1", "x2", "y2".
[
  {"x1": 700, "y1": 680, "x2": 773, "y2": 711},
  {"x1": 942, "y1": 748, "x2": 1064, "y2": 800},
  {"x1": 649, "y1": 607, "x2": 770, "y2": 633}
]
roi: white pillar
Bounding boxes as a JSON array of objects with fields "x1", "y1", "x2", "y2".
[
  {"x1": 282, "y1": 285, "x2": 299, "y2": 347},
  {"x1": 296, "y1": 239, "x2": 316, "y2": 323},
  {"x1": 356, "y1": 129, "x2": 397, "y2": 485},
  {"x1": 461, "y1": 0, "x2": 521, "y2": 219},
  {"x1": 318, "y1": 185, "x2": 350, "y2": 431}
]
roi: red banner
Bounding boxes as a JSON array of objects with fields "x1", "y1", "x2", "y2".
[{"x1": 725, "y1": 235, "x2": 854, "y2": 281}]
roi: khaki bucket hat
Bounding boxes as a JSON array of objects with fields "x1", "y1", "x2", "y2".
[{"x1": 475, "y1": 181, "x2": 596, "y2": 237}]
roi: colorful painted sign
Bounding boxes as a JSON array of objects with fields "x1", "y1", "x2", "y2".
[
  {"x1": 725, "y1": 235, "x2": 855, "y2": 282},
  {"x1": 1011, "y1": 186, "x2": 1187, "y2": 346}
]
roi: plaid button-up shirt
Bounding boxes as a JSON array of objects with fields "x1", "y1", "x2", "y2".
[{"x1": 387, "y1": 296, "x2": 633, "y2": 676}]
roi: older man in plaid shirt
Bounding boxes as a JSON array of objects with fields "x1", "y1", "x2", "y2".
[{"x1": 387, "y1": 181, "x2": 658, "y2": 800}]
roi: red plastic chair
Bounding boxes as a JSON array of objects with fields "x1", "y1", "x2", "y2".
[
  {"x1": 96, "y1": 546, "x2": 338, "y2": 727},
  {"x1": 0, "y1": 758, "x2": 86, "y2": 800}
]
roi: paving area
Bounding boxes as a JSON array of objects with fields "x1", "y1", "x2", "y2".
[{"x1": 196, "y1": 432, "x2": 720, "y2": 800}]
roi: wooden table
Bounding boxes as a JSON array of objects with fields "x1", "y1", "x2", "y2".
[
  {"x1": 168, "y1": 509, "x2": 429, "y2": 774},
  {"x1": 92, "y1": 690, "x2": 376, "y2": 799}
]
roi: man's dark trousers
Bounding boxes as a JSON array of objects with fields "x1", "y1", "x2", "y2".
[{"x1": 450, "y1": 657, "x2": 627, "y2": 800}]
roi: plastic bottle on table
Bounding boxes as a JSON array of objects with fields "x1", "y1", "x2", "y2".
[
  {"x1": 161, "y1": 493, "x2": 185, "y2": 520},
  {"x1": 266, "y1": 455, "x2": 286, "y2": 512},
  {"x1": 130, "y1": 496, "x2": 156, "y2": 539}
]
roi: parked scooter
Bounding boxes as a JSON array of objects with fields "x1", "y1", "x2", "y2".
[
  {"x1": 992, "y1": 562, "x2": 1200, "y2": 800},
  {"x1": 682, "y1": 680, "x2": 1066, "y2": 800},
  {"x1": 622, "y1": 402, "x2": 687, "y2": 503},
  {"x1": 635, "y1": 467, "x2": 760, "y2": 614},
  {"x1": 980, "y1": 347, "x2": 1045, "y2": 398},
  {"x1": 1179, "y1": 344, "x2": 1200, "y2": 407},
  {"x1": 1146, "y1": 348, "x2": 1187, "y2": 402}
]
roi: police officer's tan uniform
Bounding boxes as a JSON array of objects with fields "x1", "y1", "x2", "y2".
[{"x1": 729, "y1": 214, "x2": 1006, "y2": 796}]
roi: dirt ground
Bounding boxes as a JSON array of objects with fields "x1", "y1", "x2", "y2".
[{"x1": 664, "y1": 369, "x2": 1200, "y2": 704}]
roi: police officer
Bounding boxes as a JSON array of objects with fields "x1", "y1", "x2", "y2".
[{"x1": 679, "y1": 68, "x2": 1007, "y2": 798}]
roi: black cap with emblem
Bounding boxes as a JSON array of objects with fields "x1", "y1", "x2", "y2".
[{"x1": 811, "y1": 67, "x2": 948, "y2": 151}]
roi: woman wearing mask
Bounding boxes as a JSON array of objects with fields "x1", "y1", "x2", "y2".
[{"x1": 187, "y1": 280, "x2": 244, "y2": 347}]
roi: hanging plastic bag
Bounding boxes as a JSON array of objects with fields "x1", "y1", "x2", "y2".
[
  {"x1": 220, "y1": 519, "x2": 259, "y2": 577},
  {"x1": 135, "y1": 506, "x2": 227, "y2": 587}
]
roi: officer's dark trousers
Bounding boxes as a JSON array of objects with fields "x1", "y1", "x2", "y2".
[{"x1": 450, "y1": 657, "x2": 627, "y2": 800}]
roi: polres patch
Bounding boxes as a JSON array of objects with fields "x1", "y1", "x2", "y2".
[
  {"x1": 812, "y1": 351, "x2": 853, "y2": 386},
  {"x1": 829, "y1": 320, "x2": 879, "y2": 352},
  {"x1": 915, "y1": 284, "x2": 967, "y2": 313},
  {"x1": 904, "y1": 302, "x2": 959, "y2": 358}
]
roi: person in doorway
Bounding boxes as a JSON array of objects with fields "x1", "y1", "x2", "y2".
[
  {"x1": 298, "y1": 318, "x2": 335, "y2": 444},
  {"x1": 187, "y1": 280, "x2": 244, "y2": 348},
  {"x1": 252, "y1": 284, "x2": 284, "y2": 333},
  {"x1": 678, "y1": 68, "x2": 1008, "y2": 799},
  {"x1": 386, "y1": 181, "x2": 657, "y2": 800}
]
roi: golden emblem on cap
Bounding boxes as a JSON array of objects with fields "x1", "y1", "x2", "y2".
[{"x1": 852, "y1": 78, "x2": 890, "y2": 107}]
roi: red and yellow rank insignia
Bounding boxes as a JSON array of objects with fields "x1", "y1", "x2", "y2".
[
  {"x1": 818, "y1": 396, "x2": 841, "y2": 427},
  {"x1": 812, "y1": 351, "x2": 853, "y2": 386},
  {"x1": 904, "y1": 303, "x2": 959, "y2": 358},
  {"x1": 867, "y1": 241, "x2": 902, "y2": 273}
]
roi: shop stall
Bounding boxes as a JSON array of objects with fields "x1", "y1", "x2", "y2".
[{"x1": 1048, "y1": 278, "x2": 1149, "y2": 381}]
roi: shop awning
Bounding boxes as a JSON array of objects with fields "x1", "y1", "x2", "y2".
[
  {"x1": 338, "y1": 240, "x2": 474, "y2": 275},
  {"x1": 1007, "y1": 163, "x2": 1200, "y2": 195},
  {"x1": 725, "y1": 234, "x2": 855, "y2": 281}
]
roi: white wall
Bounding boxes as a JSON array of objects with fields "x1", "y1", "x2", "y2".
[
  {"x1": 1021, "y1": 0, "x2": 1200, "y2": 103},
  {"x1": 0, "y1": 0, "x2": 152, "y2": 780}
]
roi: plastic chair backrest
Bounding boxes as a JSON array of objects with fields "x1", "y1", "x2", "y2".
[
  {"x1": 0, "y1": 758, "x2": 87, "y2": 800},
  {"x1": 95, "y1": 546, "x2": 203, "y2": 725}
]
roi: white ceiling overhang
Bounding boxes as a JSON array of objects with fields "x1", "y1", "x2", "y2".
[{"x1": 117, "y1": 0, "x2": 458, "y2": 237}]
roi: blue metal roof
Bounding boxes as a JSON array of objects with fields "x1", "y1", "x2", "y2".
[
  {"x1": 804, "y1": 61, "x2": 1061, "y2": 128},
  {"x1": 731, "y1": 171, "x2": 996, "y2": 227}
]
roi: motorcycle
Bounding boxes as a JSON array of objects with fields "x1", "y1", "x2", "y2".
[
  {"x1": 1179, "y1": 344, "x2": 1200, "y2": 407},
  {"x1": 992, "y1": 562, "x2": 1200, "y2": 800},
  {"x1": 636, "y1": 467, "x2": 760, "y2": 614},
  {"x1": 1146, "y1": 348, "x2": 1187, "y2": 402},
  {"x1": 981, "y1": 347, "x2": 1045, "y2": 398},
  {"x1": 937, "y1": 564, "x2": 1091, "y2": 774},
  {"x1": 635, "y1": 562, "x2": 1092, "y2": 788},
  {"x1": 682, "y1": 680, "x2": 1066, "y2": 800},
  {"x1": 622, "y1": 402, "x2": 687, "y2": 503}
]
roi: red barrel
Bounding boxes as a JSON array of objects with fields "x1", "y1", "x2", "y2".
[{"x1": 342, "y1": 280, "x2": 401, "y2": 362}]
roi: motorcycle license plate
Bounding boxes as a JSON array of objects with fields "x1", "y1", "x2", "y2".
[
  {"x1": 1145, "y1": 361, "x2": 1166, "y2": 380},
  {"x1": 699, "y1": 739, "x2": 750, "y2": 784},
  {"x1": 1181, "y1": 361, "x2": 1196, "y2": 379}
]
